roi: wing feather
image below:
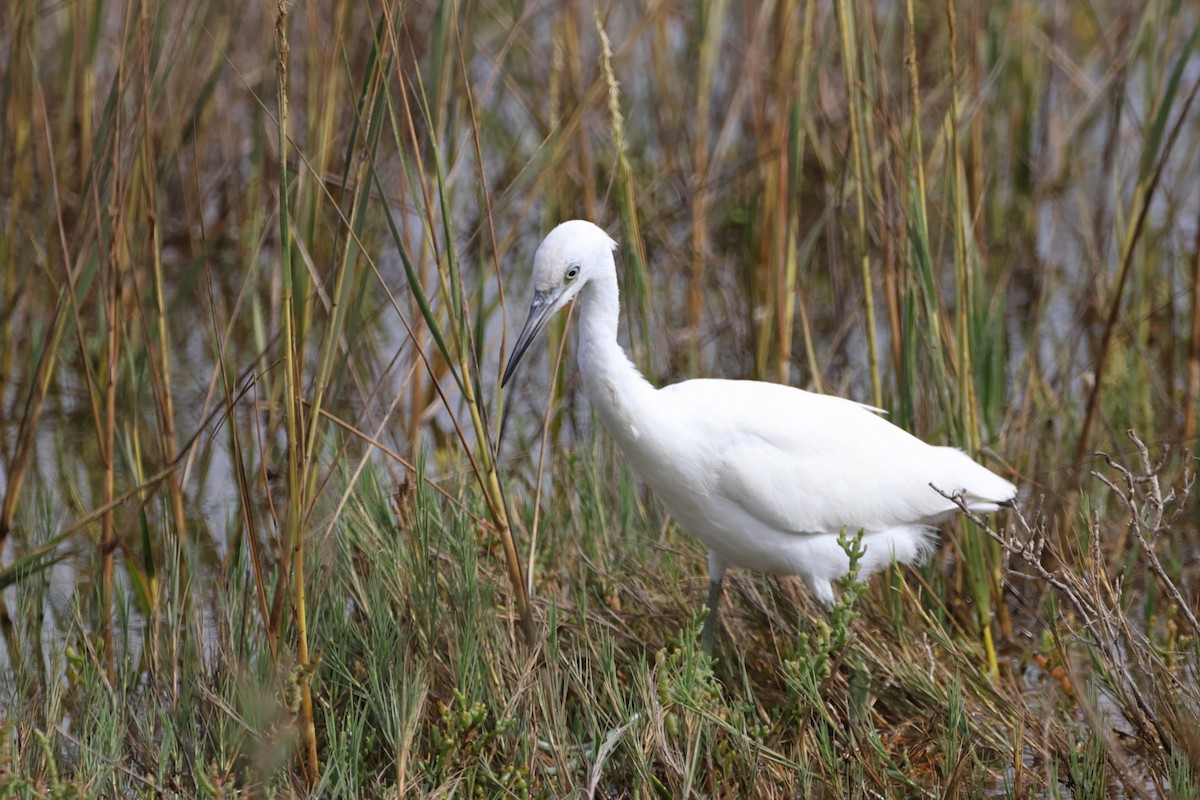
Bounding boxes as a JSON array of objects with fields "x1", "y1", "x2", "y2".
[{"x1": 661, "y1": 380, "x2": 1014, "y2": 537}]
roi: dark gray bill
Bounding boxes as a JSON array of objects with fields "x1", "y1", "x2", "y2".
[{"x1": 501, "y1": 290, "x2": 556, "y2": 387}]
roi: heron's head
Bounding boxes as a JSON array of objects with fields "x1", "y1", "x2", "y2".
[{"x1": 502, "y1": 221, "x2": 617, "y2": 386}]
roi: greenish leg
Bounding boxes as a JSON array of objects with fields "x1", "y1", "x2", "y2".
[{"x1": 700, "y1": 550, "x2": 727, "y2": 655}]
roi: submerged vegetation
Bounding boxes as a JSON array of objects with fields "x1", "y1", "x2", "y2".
[{"x1": 0, "y1": 0, "x2": 1198, "y2": 796}]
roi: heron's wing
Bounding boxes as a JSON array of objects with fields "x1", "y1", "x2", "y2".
[
  {"x1": 666, "y1": 381, "x2": 1012, "y2": 536},
  {"x1": 711, "y1": 433, "x2": 956, "y2": 536}
]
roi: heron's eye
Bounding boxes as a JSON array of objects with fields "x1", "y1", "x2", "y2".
[{"x1": 565, "y1": 265, "x2": 580, "y2": 281}]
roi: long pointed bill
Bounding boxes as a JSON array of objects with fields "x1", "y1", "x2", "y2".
[{"x1": 502, "y1": 290, "x2": 557, "y2": 387}]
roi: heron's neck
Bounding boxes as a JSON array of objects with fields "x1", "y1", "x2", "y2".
[{"x1": 576, "y1": 270, "x2": 656, "y2": 437}]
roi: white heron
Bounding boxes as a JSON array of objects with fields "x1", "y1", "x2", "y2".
[{"x1": 502, "y1": 220, "x2": 1016, "y2": 652}]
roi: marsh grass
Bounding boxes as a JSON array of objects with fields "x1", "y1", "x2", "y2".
[{"x1": 1, "y1": 0, "x2": 1199, "y2": 796}]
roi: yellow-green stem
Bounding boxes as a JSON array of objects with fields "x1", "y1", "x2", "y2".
[
  {"x1": 836, "y1": 0, "x2": 882, "y2": 409},
  {"x1": 274, "y1": 0, "x2": 319, "y2": 784}
]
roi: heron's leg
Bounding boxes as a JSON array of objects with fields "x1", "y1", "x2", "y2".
[{"x1": 700, "y1": 550, "x2": 727, "y2": 655}]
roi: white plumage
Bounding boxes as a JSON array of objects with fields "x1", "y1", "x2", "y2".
[{"x1": 503, "y1": 220, "x2": 1016, "y2": 650}]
